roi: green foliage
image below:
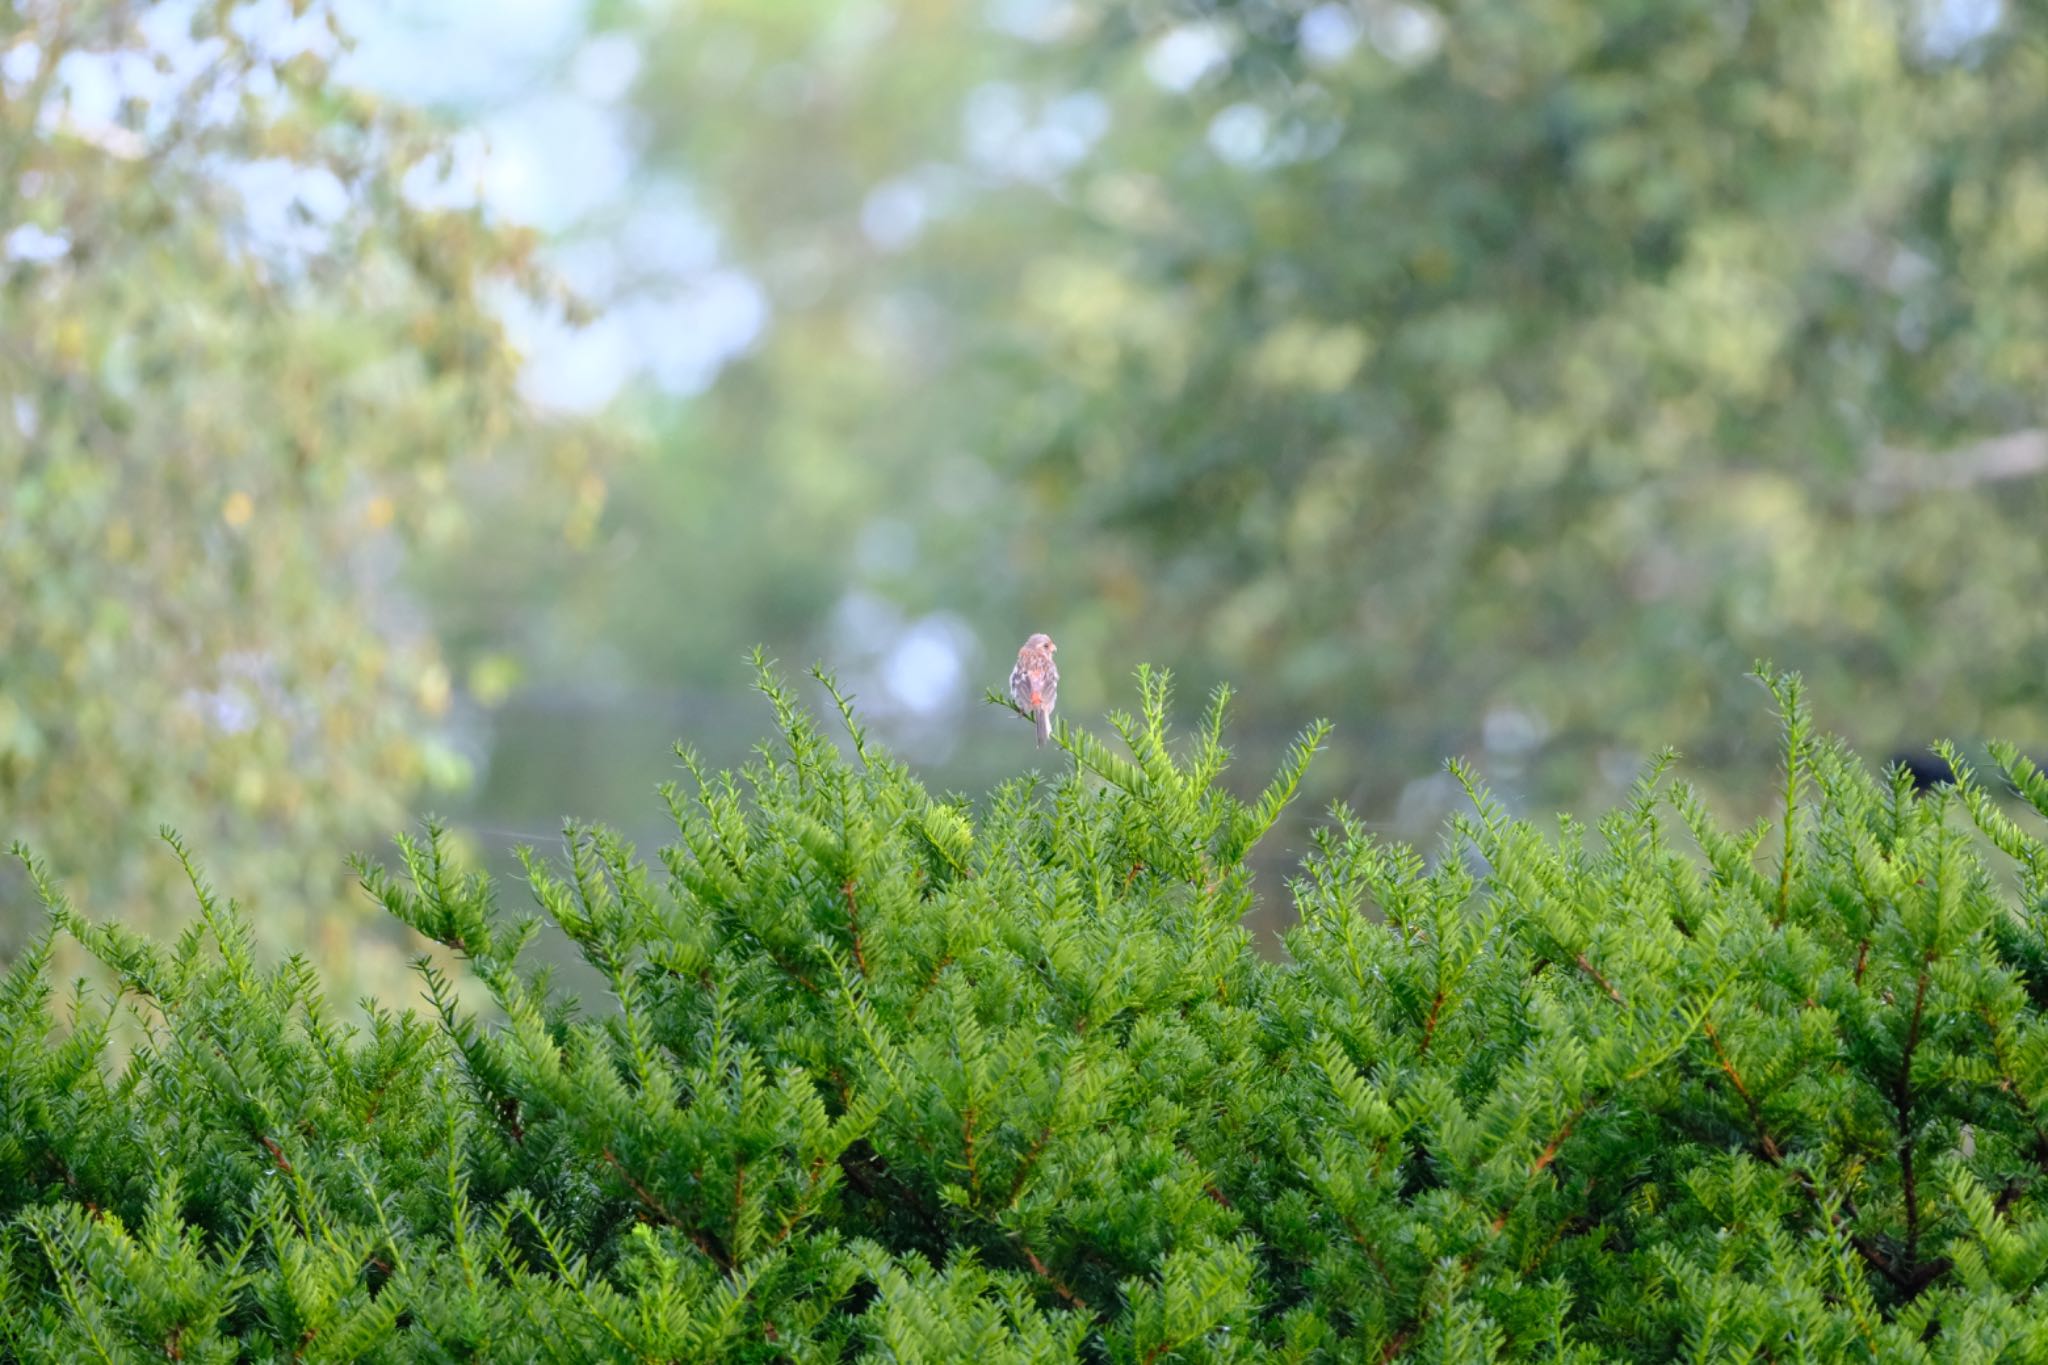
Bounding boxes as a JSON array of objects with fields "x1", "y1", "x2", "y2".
[
  {"x1": 9, "y1": 664, "x2": 2048, "y2": 1359},
  {"x1": 0, "y1": 1, "x2": 599, "y2": 965}
]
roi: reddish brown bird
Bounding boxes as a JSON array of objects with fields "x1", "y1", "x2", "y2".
[{"x1": 1009, "y1": 633, "x2": 1059, "y2": 748}]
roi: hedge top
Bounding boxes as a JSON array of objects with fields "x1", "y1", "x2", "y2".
[{"x1": 5, "y1": 659, "x2": 2048, "y2": 1362}]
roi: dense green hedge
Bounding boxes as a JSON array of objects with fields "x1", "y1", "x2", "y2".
[{"x1": 5, "y1": 663, "x2": 2048, "y2": 1361}]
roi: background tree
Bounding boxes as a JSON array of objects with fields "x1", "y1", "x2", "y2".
[
  {"x1": 464, "y1": 0, "x2": 2048, "y2": 857},
  {"x1": 10, "y1": 0, "x2": 2047, "y2": 961},
  {"x1": 0, "y1": 0, "x2": 600, "y2": 976}
]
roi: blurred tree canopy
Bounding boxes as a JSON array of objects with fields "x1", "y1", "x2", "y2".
[
  {"x1": 0, "y1": 0, "x2": 596, "y2": 970},
  {"x1": 533, "y1": 0, "x2": 2048, "y2": 818},
  {"x1": 10, "y1": 0, "x2": 2048, "y2": 962}
]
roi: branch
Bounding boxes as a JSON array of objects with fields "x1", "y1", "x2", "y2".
[
  {"x1": 1703, "y1": 1020, "x2": 1782, "y2": 1163},
  {"x1": 1574, "y1": 953, "x2": 1627, "y2": 1009},
  {"x1": 1974, "y1": 1004, "x2": 2048, "y2": 1169},
  {"x1": 1864, "y1": 428, "x2": 2048, "y2": 500},
  {"x1": 984, "y1": 688, "x2": 1038, "y2": 727},
  {"x1": 1014, "y1": 1237, "x2": 1093, "y2": 1314},
  {"x1": 258, "y1": 1134, "x2": 294, "y2": 1175},
  {"x1": 841, "y1": 879, "x2": 868, "y2": 978},
  {"x1": 986, "y1": 688, "x2": 1075, "y2": 758},
  {"x1": 1417, "y1": 987, "x2": 1446, "y2": 1056},
  {"x1": 1896, "y1": 967, "x2": 1931, "y2": 1267},
  {"x1": 601, "y1": 1147, "x2": 731, "y2": 1270},
  {"x1": 1705, "y1": 1020, "x2": 1945, "y2": 1297}
]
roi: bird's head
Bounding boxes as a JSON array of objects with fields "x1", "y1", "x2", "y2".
[{"x1": 1024, "y1": 633, "x2": 1055, "y2": 651}]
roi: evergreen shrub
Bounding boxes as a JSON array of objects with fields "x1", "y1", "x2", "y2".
[{"x1": 5, "y1": 662, "x2": 2048, "y2": 1361}]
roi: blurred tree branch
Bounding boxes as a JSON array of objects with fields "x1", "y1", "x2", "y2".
[{"x1": 1866, "y1": 429, "x2": 2048, "y2": 500}]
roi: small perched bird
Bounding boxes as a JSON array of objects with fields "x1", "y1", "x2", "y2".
[{"x1": 1009, "y1": 633, "x2": 1059, "y2": 748}]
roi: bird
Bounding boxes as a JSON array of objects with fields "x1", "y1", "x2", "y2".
[{"x1": 1009, "y1": 633, "x2": 1059, "y2": 748}]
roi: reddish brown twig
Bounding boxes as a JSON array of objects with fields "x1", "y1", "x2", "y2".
[
  {"x1": 259, "y1": 1135, "x2": 293, "y2": 1174},
  {"x1": 1017, "y1": 1239, "x2": 1092, "y2": 1313},
  {"x1": 1575, "y1": 953, "x2": 1626, "y2": 1008},
  {"x1": 841, "y1": 878, "x2": 869, "y2": 978}
]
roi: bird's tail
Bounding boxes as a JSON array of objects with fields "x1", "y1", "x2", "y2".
[{"x1": 1035, "y1": 707, "x2": 1051, "y2": 748}]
